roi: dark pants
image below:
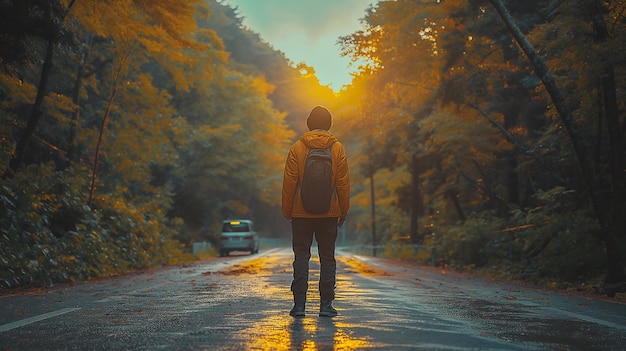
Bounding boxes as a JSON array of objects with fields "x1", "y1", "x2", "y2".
[{"x1": 291, "y1": 217, "x2": 338, "y2": 302}]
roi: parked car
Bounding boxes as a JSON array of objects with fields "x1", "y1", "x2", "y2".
[{"x1": 218, "y1": 219, "x2": 259, "y2": 256}]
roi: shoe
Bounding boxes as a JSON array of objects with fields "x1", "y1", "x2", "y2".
[
  {"x1": 319, "y1": 300, "x2": 337, "y2": 317},
  {"x1": 290, "y1": 304, "x2": 305, "y2": 317}
]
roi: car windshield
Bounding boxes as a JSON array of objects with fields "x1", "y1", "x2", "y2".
[{"x1": 222, "y1": 221, "x2": 250, "y2": 233}]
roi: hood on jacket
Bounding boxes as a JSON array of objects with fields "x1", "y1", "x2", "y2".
[{"x1": 300, "y1": 130, "x2": 338, "y2": 149}]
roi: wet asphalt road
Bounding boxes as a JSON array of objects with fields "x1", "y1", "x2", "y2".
[{"x1": 1, "y1": 247, "x2": 625, "y2": 350}]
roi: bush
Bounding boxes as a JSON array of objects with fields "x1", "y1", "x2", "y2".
[
  {"x1": 0, "y1": 163, "x2": 193, "y2": 289},
  {"x1": 432, "y1": 214, "x2": 505, "y2": 269},
  {"x1": 504, "y1": 187, "x2": 606, "y2": 283},
  {"x1": 417, "y1": 188, "x2": 600, "y2": 285}
]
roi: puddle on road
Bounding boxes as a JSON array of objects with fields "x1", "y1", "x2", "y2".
[
  {"x1": 204, "y1": 255, "x2": 289, "y2": 276},
  {"x1": 338, "y1": 256, "x2": 392, "y2": 277},
  {"x1": 243, "y1": 314, "x2": 370, "y2": 350},
  {"x1": 194, "y1": 250, "x2": 564, "y2": 350},
  {"x1": 194, "y1": 252, "x2": 374, "y2": 349}
]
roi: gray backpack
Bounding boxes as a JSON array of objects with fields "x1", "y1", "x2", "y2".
[{"x1": 301, "y1": 144, "x2": 334, "y2": 214}]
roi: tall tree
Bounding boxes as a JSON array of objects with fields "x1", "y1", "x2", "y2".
[
  {"x1": 339, "y1": 0, "x2": 510, "y2": 244},
  {"x1": 487, "y1": 0, "x2": 624, "y2": 293},
  {"x1": 87, "y1": 38, "x2": 132, "y2": 206},
  {"x1": 6, "y1": 0, "x2": 76, "y2": 173}
]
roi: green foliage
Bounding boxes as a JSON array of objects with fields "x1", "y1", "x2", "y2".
[
  {"x1": 507, "y1": 187, "x2": 605, "y2": 282},
  {"x1": 0, "y1": 0, "x2": 74, "y2": 67},
  {"x1": 395, "y1": 186, "x2": 606, "y2": 285},
  {"x1": 0, "y1": 163, "x2": 193, "y2": 289},
  {"x1": 337, "y1": 0, "x2": 625, "y2": 291},
  {"x1": 1, "y1": 0, "x2": 326, "y2": 290},
  {"x1": 3, "y1": 0, "x2": 622, "y2": 293},
  {"x1": 168, "y1": 69, "x2": 293, "y2": 242},
  {"x1": 433, "y1": 213, "x2": 506, "y2": 269}
]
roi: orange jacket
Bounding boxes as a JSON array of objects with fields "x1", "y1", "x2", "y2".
[{"x1": 282, "y1": 130, "x2": 350, "y2": 219}]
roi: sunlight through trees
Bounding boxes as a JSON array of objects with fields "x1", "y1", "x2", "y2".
[{"x1": 1, "y1": 0, "x2": 624, "y2": 295}]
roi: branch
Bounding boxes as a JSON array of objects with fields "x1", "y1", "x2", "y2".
[
  {"x1": 468, "y1": 103, "x2": 532, "y2": 155},
  {"x1": 487, "y1": 0, "x2": 590, "y2": 174}
]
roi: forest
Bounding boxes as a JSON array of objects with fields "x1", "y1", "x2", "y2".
[{"x1": 1, "y1": 0, "x2": 624, "y2": 297}]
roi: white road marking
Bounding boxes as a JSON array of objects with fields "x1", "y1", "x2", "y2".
[
  {"x1": 0, "y1": 308, "x2": 80, "y2": 332},
  {"x1": 544, "y1": 306, "x2": 626, "y2": 331}
]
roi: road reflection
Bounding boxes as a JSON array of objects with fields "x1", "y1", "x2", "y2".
[
  {"x1": 229, "y1": 255, "x2": 371, "y2": 351},
  {"x1": 222, "y1": 250, "x2": 370, "y2": 350},
  {"x1": 246, "y1": 314, "x2": 369, "y2": 350}
]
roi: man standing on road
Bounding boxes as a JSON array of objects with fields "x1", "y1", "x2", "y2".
[{"x1": 282, "y1": 105, "x2": 350, "y2": 317}]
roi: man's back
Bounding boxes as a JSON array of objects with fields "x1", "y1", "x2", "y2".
[{"x1": 281, "y1": 129, "x2": 349, "y2": 220}]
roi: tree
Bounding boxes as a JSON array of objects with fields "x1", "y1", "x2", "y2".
[
  {"x1": 339, "y1": 0, "x2": 508, "y2": 245},
  {"x1": 488, "y1": 0, "x2": 624, "y2": 293},
  {"x1": 6, "y1": 0, "x2": 76, "y2": 173},
  {"x1": 1, "y1": 0, "x2": 325, "y2": 289},
  {"x1": 335, "y1": 0, "x2": 624, "y2": 290},
  {"x1": 87, "y1": 38, "x2": 132, "y2": 206}
]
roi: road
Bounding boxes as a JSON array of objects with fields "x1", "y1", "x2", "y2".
[{"x1": 1, "y1": 248, "x2": 625, "y2": 350}]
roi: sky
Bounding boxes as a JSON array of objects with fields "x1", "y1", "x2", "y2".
[{"x1": 222, "y1": 0, "x2": 375, "y2": 92}]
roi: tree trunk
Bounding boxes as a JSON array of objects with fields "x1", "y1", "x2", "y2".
[
  {"x1": 410, "y1": 154, "x2": 421, "y2": 244},
  {"x1": 488, "y1": 0, "x2": 624, "y2": 287},
  {"x1": 590, "y1": 0, "x2": 625, "y2": 287},
  {"x1": 66, "y1": 38, "x2": 92, "y2": 166},
  {"x1": 446, "y1": 189, "x2": 466, "y2": 223},
  {"x1": 8, "y1": 42, "x2": 55, "y2": 172},
  {"x1": 369, "y1": 174, "x2": 377, "y2": 257},
  {"x1": 8, "y1": 0, "x2": 77, "y2": 173},
  {"x1": 503, "y1": 108, "x2": 520, "y2": 206},
  {"x1": 88, "y1": 44, "x2": 131, "y2": 206}
]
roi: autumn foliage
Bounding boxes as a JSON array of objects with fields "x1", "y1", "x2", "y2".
[
  {"x1": 0, "y1": 0, "x2": 327, "y2": 289},
  {"x1": 335, "y1": 0, "x2": 625, "y2": 293},
  {"x1": 1, "y1": 0, "x2": 624, "y2": 295}
]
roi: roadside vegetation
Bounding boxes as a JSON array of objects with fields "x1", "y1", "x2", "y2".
[
  {"x1": 1, "y1": 0, "x2": 624, "y2": 297},
  {"x1": 335, "y1": 0, "x2": 625, "y2": 296},
  {"x1": 0, "y1": 0, "x2": 329, "y2": 289}
]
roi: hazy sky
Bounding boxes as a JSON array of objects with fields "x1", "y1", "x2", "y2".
[{"x1": 222, "y1": 0, "x2": 375, "y2": 92}]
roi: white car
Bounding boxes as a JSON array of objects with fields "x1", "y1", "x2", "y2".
[{"x1": 218, "y1": 219, "x2": 259, "y2": 256}]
